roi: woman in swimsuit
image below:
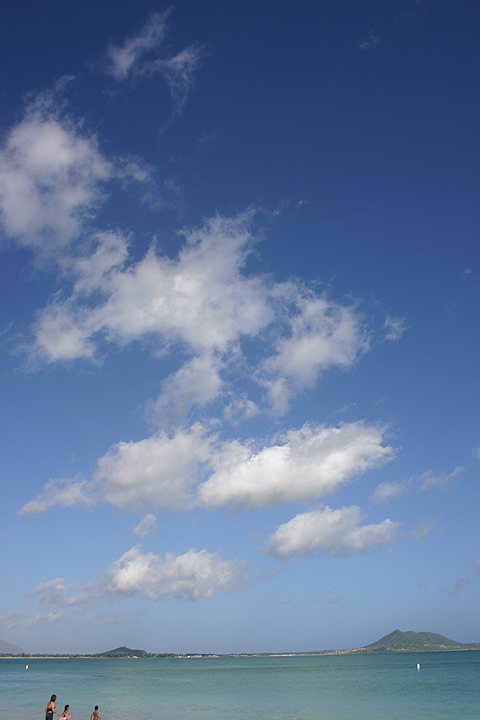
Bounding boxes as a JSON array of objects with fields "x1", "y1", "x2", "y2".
[
  {"x1": 45, "y1": 695, "x2": 60, "y2": 720},
  {"x1": 60, "y1": 705, "x2": 71, "y2": 719}
]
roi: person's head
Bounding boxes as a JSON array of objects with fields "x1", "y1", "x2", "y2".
[
  {"x1": 94, "y1": 707, "x2": 99, "y2": 711},
  {"x1": 64, "y1": 706, "x2": 69, "y2": 712},
  {"x1": 51, "y1": 696, "x2": 57, "y2": 702}
]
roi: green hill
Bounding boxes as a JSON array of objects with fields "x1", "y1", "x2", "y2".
[
  {"x1": 364, "y1": 630, "x2": 480, "y2": 653},
  {"x1": 100, "y1": 646, "x2": 149, "y2": 657}
]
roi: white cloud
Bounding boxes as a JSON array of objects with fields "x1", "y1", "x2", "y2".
[
  {"x1": 101, "y1": 545, "x2": 250, "y2": 601},
  {"x1": 93, "y1": 425, "x2": 213, "y2": 511},
  {"x1": 200, "y1": 422, "x2": 394, "y2": 510},
  {"x1": 267, "y1": 506, "x2": 400, "y2": 559},
  {"x1": 4, "y1": 545, "x2": 249, "y2": 634},
  {"x1": 0, "y1": 94, "x2": 111, "y2": 255},
  {"x1": 369, "y1": 479, "x2": 409, "y2": 504},
  {"x1": 259, "y1": 294, "x2": 368, "y2": 414},
  {"x1": 28, "y1": 578, "x2": 90, "y2": 607},
  {"x1": 18, "y1": 478, "x2": 93, "y2": 516},
  {"x1": 150, "y1": 353, "x2": 225, "y2": 423},
  {"x1": 26, "y1": 546, "x2": 250, "y2": 607},
  {"x1": 31, "y1": 214, "x2": 271, "y2": 363},
  {"x1": 20, "y1": 421, "x2": 394, "y2": 515},
  {"x1": 132, "y1": 514, "x2": 158, "y2": 538},
  {"x1": 223, "y1": 396, "x2": 259, "y2": 423},
  {"x1": 24, "y1": 211, "x2": 379, "y2": 420},
  {"x1": 105, "y1": 11, "x2": 171, "y2": 81}
]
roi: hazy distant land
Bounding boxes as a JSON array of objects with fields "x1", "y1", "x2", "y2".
[{"x1": 1, "y1": 630, "x2": 480, "y2": 658}]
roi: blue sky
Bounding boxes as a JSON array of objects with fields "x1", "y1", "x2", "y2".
[{"x1": 0, "y1": 0, "x2": 479, "y2": 655}]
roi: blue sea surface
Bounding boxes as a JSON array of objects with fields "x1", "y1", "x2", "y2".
[{"x1": 1, "y1": 652, "x2": 479, "y2": 720}]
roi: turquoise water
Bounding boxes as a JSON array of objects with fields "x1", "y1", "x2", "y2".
[{"x1": 1, "y1": 652, "x2": 479, "y2": 720}]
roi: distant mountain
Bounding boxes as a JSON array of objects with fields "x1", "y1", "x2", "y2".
[
  {"x1": 100, "y1": 646, "x2": 149, "y2": 657},
  {"x1": 0, "y1": 639, "x2": 24, "y2": 655},
  {"x1": 364, "y1": 630, "x2": 480, "y2": 653}
]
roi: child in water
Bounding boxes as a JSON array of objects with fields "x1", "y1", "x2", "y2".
[
  {"x1": 60, "y1": 705, "x2": 71, "y2": 719},
  {"x1": 90, "y1": 707, "x2": 101, "y2": 720}
]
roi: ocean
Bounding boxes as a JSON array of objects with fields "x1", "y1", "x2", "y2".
[{"x1": 1, "y1": 651, "x2": 479, "y2": 720}]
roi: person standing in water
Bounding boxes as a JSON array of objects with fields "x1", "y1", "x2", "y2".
[
  {"x1": 45, "y1": 695, "x2": 60, "y2": 720},
  {"x1": 60, "y1": 705, "x2": 71, "y2": 719},
  {"x1": 90, "y1": 706, "x2": 101, "y2": 720}
]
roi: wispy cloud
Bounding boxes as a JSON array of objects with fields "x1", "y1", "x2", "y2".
[
  {"x1": 155, "y1": 46, "x2": 205, "y2": 121},
  {"x1": 384, "y1": 315, "x2": 406, "y2": 341},
  {"x1": 104, "y1": 11, "x2": 205, "y2": 120},
  {"x1": 369, "y1": 479, "x2": 410, "y2": 505},
  {"x1": 18, "y1": 477, "x2": 93, "y2": 516},
  {"x1": 358, "y1": 31, "x2": 379, "y2": 51},
  {"x1": 105, "y1": 11, "x2": 171, "y2": 81},
  {"x1": 464, "y1": 557, "x2": 480, "y2": 576},
  {"x1": 440, "y1": 577, "x2": 473, "y2": 595},
  {"x1": 370, "y1": 466, "x2": 464, "y2": 505},
  {"x1": 411, "y1": 520, "x2": 437, "y2": 540},
  {"x1": 132, "y1": 514, "x2": 158, "y2": 538},
  {"x1": 416, "y1": 466, "x2": 464, "y2": 491}
]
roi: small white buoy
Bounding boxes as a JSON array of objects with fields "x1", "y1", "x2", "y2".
[
  {"x1": 26, "y1": 665, "x2": 28, "y2": 669},
  {"x1": 416, "y1": 663, "x2": 420, "y2": 671}
]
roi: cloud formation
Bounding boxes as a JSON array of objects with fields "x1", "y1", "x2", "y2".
[
  {"x1": 0, "y1": 91, "x2": 110, "y2": 255},
  {"x1": 370, "y1": 466, "x2": 464, "y2": 504},
  {"x1": 105, "y1": 12, "x2": 171, "y2": 81},
  {"x1": 94, "y1": 426, "x2": 213, "y2": 511},
  {"x1": 18, "y1": 478, "x2": 93, "y2": 516},
  {"x1": 369, "y1": 479, "x2": 409, "y2": 504},
  {"x1": 267, "y1": 506, "x2": 400, "y2": 559},
  {"x1": 102, "y1": 545, "x2": 250, "y2": 600},
  {"x1": 132, "y1": 514, "x2": 158, "y2": 538},
  {"x1": 29, "y1": 545, "x2": 250, "y2": 605},
  {"x1": 105, "y1": 11, "x2": 204, "y2": 119},
  {"x1": 26, "y1": 213, "x2": 372, "y2": 420},
  {"x1": 200, "y1": 422, "x2": 394, "y2": 510},
  {"x1": 20, "y1": 421, "x2": 395, "y2": 515}
]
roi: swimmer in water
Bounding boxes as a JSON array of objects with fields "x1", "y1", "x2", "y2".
[
  {"x1": 90, "y1": 706, "x2": 101, "y2": 720},
  {"x1": 45, "y1": 695, "x2": 60, "y2": 720},
  {"x1": 60, "y1": 705, "x2": 71, "y2": 719}
]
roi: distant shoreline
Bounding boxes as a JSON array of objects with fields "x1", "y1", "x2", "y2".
[{"x1": 2, "y1": 648, "x2": 480, "y2": 659}]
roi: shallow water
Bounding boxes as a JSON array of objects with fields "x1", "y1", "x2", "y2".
[{"x1": 2, "y1": 651, "x2": 479, "y2": 720}]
